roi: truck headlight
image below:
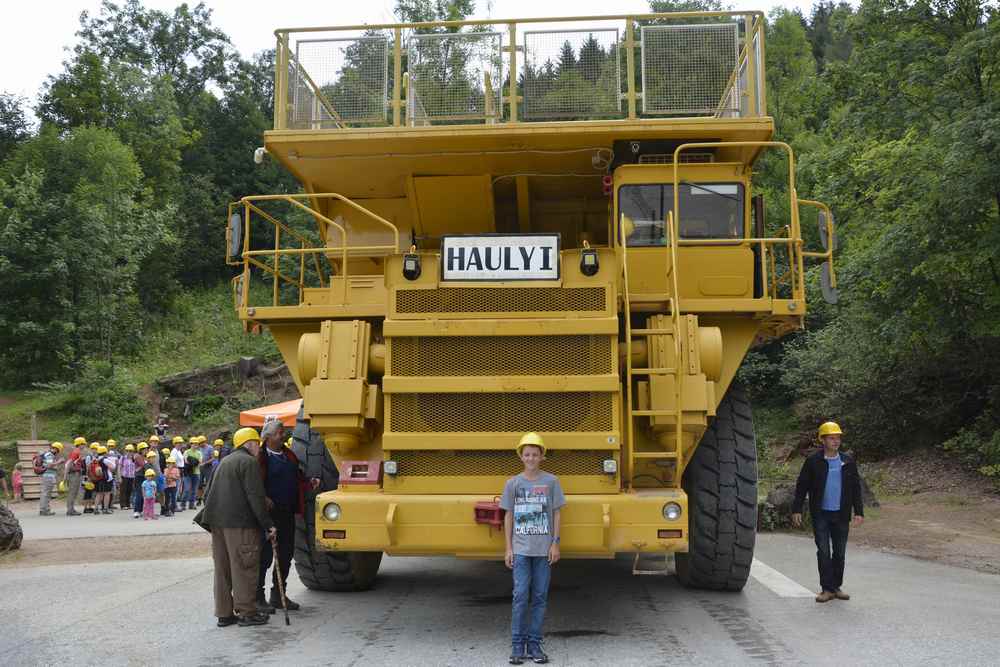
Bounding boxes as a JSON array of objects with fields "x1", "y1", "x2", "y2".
[
  {"x1": 323, "y1": 502, "x2": 342, "y2": 521},
  {"x1": 662, "y1": 502, "x2": 682, "y2": 521},
  {"x1": 383, "y1": 460, "x2": 398, "y2": 475},
  {"x1": 602, "y1": 459, "x2": 617, "y2": 474}
]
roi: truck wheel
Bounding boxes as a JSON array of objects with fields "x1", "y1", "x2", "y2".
[
  {"x1": 294, "y1": 500, "x2": 382, "y2": 592},
  {"x1": 675, "y1": 383, "x2": 757, "y2": 591}
]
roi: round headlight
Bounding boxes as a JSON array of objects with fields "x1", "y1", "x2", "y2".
[
  {"x1": 323, "y1": 502, "x2": 342, "y2": 521},
  {"x1": 662, "y1": 502, "x2": 682, "y2": 521}
]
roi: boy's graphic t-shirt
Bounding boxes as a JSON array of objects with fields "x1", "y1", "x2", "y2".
[{"x1": 500, "y1": 471, "x2": 566, "y2": 557}]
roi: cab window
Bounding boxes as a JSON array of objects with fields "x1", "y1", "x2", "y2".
[{"x1": 619, "y1": 183, "x2": 744, "y2": 247}]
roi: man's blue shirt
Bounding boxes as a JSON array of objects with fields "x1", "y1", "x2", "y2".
[{"x1": 821, "y1": 455, "x2": 842, "y2": 511}]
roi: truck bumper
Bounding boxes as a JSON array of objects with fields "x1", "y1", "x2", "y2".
[{"x1": 314, "y1": 490, "x2": 689, "y2": 557}]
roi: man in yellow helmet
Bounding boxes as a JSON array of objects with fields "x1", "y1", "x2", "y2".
[
  {"x1": 195, "y1": 427, "x2": 276, "y2": 627},
  {"x1": 36, "y1": 442, "x2": 65, "y2": 516},
  {"x1": 791, "y1": 421, "x2": 865, "y2": 603}
]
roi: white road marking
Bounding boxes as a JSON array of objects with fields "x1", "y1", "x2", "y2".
[{"x1": 750, "y1": 558, "x2": 815, "y2": 598}]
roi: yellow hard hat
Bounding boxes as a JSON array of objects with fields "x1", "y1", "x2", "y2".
[
  {"x1": 89, "y1": 442, "x2": 99, "y2": 450},
  {"x1": 106, "y1": 439, "x2": 116, "y2": 447},
  {"x1": 166, "y1": 456, "x2": 176, "y2": 464},
  {"x1": 58, "y1": 480, "x2": 67, "y2": 493},
  {"x1": 99, "y1": 445, "x2": 109, "y2": 454},
  {"x1": 146, "y1": 451, "x2": 157, "y2": 459},
  {"x1": 198, "y1": 435, "x2": 207, "y2": 443},
  {"x1": 144, "y1": 469, "x2": 156, "y2": 478},
  {"x1": 818, "y1": 421, "x2": 843, "y2": 441},
  {"x1": 160, "y1": 447, "x2": 169, "y2": 455},
  {"x1": 137, "y1": 442, "x2": 149, "y2": 450},
  {"x1": 213, "y1": 438, "x2": 224, "y2": 446},
  {"x1": 233, "y1": 427, "x2": 261, "y2": 449},
  {"x1": 149, "y1": 435, "x2": 160, "y2": 442},
  {"x1": 83, "y1": 481, "x2": 95, "y2": 490},
  {"x1": 73, "y1": 436, "x2": 87, "y2": 446},
  {"x1": 51, "y1": 441, "x2": 64, "y2": 452},
  {"x1": 516, "y1": 432, "x2": 546, "y2": 455},
  {"x1": 188, "y1": 436, "x2": 198, "y2": 444},
  {"x1": 124, "y1": 444, "x2": 135, "y2": 452},
  {"x1": 172, "y1": 436, "x2": 183, "y2": 445}
]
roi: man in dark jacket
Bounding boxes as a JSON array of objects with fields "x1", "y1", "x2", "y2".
[
  {"x1": 196, "y1": 427, "x2": 276, "y2": 628},
  {"x1": 791, "y1": 421, "x2": 865, "y2": 603},
  {"x1": 255, "y1": 419, "x2": 310, "y2": 613}
]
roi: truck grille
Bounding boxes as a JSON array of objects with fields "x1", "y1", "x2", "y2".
[
  {"x1": 389, "y1": 392, "x2": 613, "y2": 432},
  {"x1": 389, "y1": 449, "x2": 608, "y2": 476},
  {"x1": 395, "y1": 286, "x2": 606, "y2": 314},
  {"x1": 390, "y1": 335, "x2": 612, "y2": 376}
]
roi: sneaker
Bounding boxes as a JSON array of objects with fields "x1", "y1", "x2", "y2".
[
  {"x1": 39, "y1": 510, "x2": 55, "y2": 516},
  {"x1": 815, "y1": 590, "x2": 836, "y2": 603},
  {"x1": 833, "y1": 589, "x2": 850, "y2": 600},
  {"x1": 270, "y1": 589, "x2": 300, "y2": 611},
  {"x1": 237, "y1": 612, "x2": 270, "y2": 627},
  {"x1": 217, "y1": 615, "x2": 238, "y2": 627},
  {"x1": 527, "y1": 643, "x2": 549, "y2": 664},
  {"x1": 66, "y1": 510, "x2": 81, "y2": 516},
  {"x1": 509, "y1": 644, "x2": 527, "y2": 665},
  {"x1": 133, "y1": 512, "x2": 140, "y2": 519}
]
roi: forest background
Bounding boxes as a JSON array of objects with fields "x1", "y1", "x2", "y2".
[{"x1": 0, "y1": 0, "x2": 998, "y2": 479}]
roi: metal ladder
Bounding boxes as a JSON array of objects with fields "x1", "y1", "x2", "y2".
[{"x1": 621, "y1": 211, "x2": 685, "y2": 485}]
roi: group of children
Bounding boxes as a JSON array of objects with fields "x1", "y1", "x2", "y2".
[{"x1": 29, "y1": 432, "x2": 233, "y2": 518}]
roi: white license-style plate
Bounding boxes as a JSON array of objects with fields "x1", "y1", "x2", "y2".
[{"x1": 441, "y1": 234, "x2": 560, "y2": 281}]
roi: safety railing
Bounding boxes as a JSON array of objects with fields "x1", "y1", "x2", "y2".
[
  {"x1": 226, "y1": 194, "x2": 400, "y2": 310},
  {"x1": 272, "y1": 10, "x2": 766, "y2": 130}
]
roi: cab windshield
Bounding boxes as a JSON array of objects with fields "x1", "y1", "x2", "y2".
[{"x1": 619, "y1": 182, "x2": 744, "y2": 246}]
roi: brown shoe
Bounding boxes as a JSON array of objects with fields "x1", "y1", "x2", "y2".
[
  {"x1": 833, "y1": 589, "x2": 850, "y2": 600},
  {"x1": 815, "y1": 591, "x2": 835, "y2": 603}
]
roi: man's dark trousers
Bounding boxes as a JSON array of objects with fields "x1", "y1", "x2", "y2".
[
  {"x1": 259, "y1": 506, "x2": 294, "y2": 596},
  {"x1": 814, "y1": 510, "x2": 849, "y2": 592}
]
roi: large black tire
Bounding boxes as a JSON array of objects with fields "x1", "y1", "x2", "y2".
[
  {"x1": 675, "y1": 383, "x2": 757, "y2": 591},
  {"x1": 294, "y1": 499, "x2": 382, "y2": 592}
]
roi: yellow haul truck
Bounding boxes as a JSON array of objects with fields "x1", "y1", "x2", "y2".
[{"x1": 226, "y1": 10, "x2": 838, "y2": 592}]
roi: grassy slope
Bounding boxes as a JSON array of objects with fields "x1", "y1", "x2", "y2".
[{"x1": 0, "y1": 285, "x2": 277, "y2": 470}]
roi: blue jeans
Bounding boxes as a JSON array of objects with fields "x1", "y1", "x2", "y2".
[
  {"x1": 185, "y1": 474, "x2": 200, "y2": 506},
  {"x1": 813, "y1": 510, "x2": 849, "y2": 592},
  {"x1": 511, "y1": 555, "x2": 551, "y2": 648}
]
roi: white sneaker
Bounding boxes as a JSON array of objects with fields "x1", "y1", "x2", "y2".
[{"x1": 133, "y1": 512, "x2": 140, "y2": 519}]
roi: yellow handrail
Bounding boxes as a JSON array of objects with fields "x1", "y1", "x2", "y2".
[{"x1": 231, "y1": 193, "x2": 401, "y2": 308}]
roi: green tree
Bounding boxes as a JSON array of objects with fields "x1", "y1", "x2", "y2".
[{"x1": 0, "y1": 93, "x2": 31, "y2": 163}]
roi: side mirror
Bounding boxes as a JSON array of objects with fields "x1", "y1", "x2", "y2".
[
  {"x1": 821, "y1": 262, "x2": 839, "y2": 304},
  {"x1": 818, "y1": 210, "x2": 838, "y2": 251},
  {"x1": 228, "y1": 212, "x2": 243, "y2": 259}
]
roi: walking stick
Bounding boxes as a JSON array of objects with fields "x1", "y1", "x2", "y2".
[{"x1": 271, "y1": 537, "x2": 291, "y2": 626}]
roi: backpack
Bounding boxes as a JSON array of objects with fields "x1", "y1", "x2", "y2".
[
  {"x1": 32, "y1": 454, "x2": 46, "y2": 475},
  {"x1": 88, "y1": 459, "x2": 104, "y2": 483}
]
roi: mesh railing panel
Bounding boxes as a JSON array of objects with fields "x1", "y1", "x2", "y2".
[
  {"x1": 640, "y1": 23, "x2": 739, "y2": 116},
  {"x1": 522, "y1": 29, "x2": 622, "y2": 120},
  {"x1": 406, "y1": 32, "x2": 503, "y2": 124},
  {"x1": 289, "y1": 36, "x2": 389, "y2": 128},
  {"x1": 390, "y1": 335, "x2": 613, "y2": 376},
  {"x1": 389, "y1": 449, "x2": 609, "y2": 476},
  {"x1": 389, "y1": 392, "x2": 614, "y2": 432},
  {"x1": 395, "y1": 287, "x2": 607, "y2": 314}
]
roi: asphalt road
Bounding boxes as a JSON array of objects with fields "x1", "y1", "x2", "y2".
[{"x1": 1, "y1": 533, "x2": 997, "y2": 666}]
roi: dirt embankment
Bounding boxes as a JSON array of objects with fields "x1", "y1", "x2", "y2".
[{"x1": 851, "y1": 450, "x2": 1000, "y2": 575}]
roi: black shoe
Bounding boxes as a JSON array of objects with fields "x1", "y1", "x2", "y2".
[
  {"x1": 509, "y1": 643, "x2": 527, "y2": 665},
  {"x1": 83, "y1": 508, "x2": 94, "y2": 514},
  {"x1": 527, "y1": 643, "x2": 549, "y2": 664},
  {"x1": 39, "y1": 510, "x2": 55, "y2": 516},
  {"x1": 217, "y1": 615, "x2": 237, "y2": 627},
  {"x1": 255, "y1": 594, "x2": 276, "y2": 615},
  {"x1": 270, "y1": 589, "x2": 300, "y2": 611},
  {"x1": 237, "y1": 612, "x2": 270, "y2": 626}
]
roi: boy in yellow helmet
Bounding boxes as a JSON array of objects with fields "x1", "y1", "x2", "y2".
[
  {"x1": 500, "y1": 432, "x2": 565, "y2": 665},
  {"x1": 791, "y1": 421, "x2": 865, "y2": 603}
]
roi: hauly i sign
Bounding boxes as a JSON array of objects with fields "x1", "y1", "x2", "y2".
[{"x1": 441, "y1": 234, "x2": 560, "y2": 281}]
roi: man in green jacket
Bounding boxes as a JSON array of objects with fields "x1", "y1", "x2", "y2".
[{"x1": 196, "y1": 427, "x2": 276, "y2": 628}]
